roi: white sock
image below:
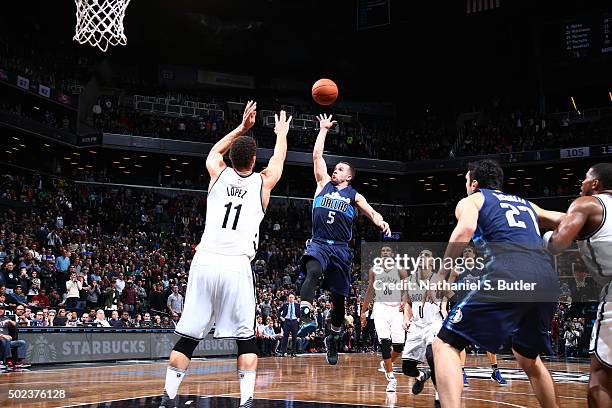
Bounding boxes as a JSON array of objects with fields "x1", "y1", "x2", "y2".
[
  {"x1": 385, "y1": 371, "x2": 396, "y2": 381},
  {"x1": 239, "y1": 369, "x2": 256, "y2": 405},
  {"x1": 165, "y1": 366, "x2": 186, "y2": 399},
  {"x1": 435, "y1": 391, "x2": 440, "y2": 401}
]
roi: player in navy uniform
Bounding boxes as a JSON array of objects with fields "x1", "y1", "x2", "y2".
[
  {"x1": 428, "y1": 160, "x2": 565, "y2": 408},
  {"x1": 299, "y1": 113, "x2": 391, "y2": 366},
  {"x1": 447, "y1": 245, "x2": 506, "y2": 387}
]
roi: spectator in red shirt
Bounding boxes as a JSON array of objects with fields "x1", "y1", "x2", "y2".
[
  {"x1": 32, "y1": 288, "x2": 50, "y2": 307},
  {"x1": 122, "y1": 280, "x2": 137, "y2": 316}
]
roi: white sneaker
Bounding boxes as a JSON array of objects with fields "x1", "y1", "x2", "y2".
[
  {"x1": 379, "y1": 360, "x2": 386, "y2": 372},
  {"x1": 386, "y1": 378, "x2": 397, "y2": 392}
]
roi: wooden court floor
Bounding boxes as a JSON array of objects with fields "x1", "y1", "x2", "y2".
[{"x1": 0, "y1": 353, "x2": 589, "y2": 408}]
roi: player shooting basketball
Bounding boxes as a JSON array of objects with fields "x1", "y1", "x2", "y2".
[{"x1": 298, "y1": 113, "x2": 391, "y2": 366}]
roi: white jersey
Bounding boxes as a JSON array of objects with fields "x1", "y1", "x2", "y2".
[
  {"x1": 196, "y1": 168, "x2": 265, "y2": 260},
  {"x1": 407, "y1": 269, "x2": 444, "y2": 327},
  {"x1": 374, "y1": 265, "x2": 403, "y2": 307},
  {"x1": 577, "y1": 193, "x2": 612, "y2": 302}
]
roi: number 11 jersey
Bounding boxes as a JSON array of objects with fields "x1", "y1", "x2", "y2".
[{"x1": 197, "y1": 168, "x2": 265, "y2": 260}]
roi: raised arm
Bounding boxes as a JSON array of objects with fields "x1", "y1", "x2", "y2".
[
  {"x1": 205, "y1": 100, "x2": 257, "y2": 186},
  {"x1": 313, "y1": 114, "x2": 335, "y2": 193},
  {"x1": 529, "y1": 201, "x2": 566, "y2": 230},
  {"x1": 260, "y1": 110, "x2": 292, "y2": 210},
  {"x1": 355, "y1": 193, "x2": 391, "y2": 237}
]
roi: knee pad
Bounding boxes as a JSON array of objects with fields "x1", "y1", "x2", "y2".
[
  {"x1": 402, "y1": 359, "x2": 420, "y2": 377},
  {"x1": 173, "y1": 337, "x2": 199, "y2": 359},
  {"x1": 236, "y1": 338, "x2": 259, "y2": 356},
  {"x1": 381, "y1": 339, "x2": 392, "y2": 360},
  {"x1": 426, "y1": 344, "x2": 437, "y2": 386},
  {"x1": 392, "y1": 344, "x2": 404, "y2": 353}
]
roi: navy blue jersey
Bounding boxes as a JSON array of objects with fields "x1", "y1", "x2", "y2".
[
  {"x1": 311, "y1": 182, "x2": 357, "y2": 243},
  {"x1": 473, "y1": 188, "x2": 543, "y2": 254}
]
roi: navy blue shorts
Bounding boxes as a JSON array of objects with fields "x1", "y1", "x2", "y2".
[
  {"x1": 438, "y1": 256, "x2": 558, "y2": 358},
  {"x1": 299, "y1": 239, "x2": 353, "y2": 297}
]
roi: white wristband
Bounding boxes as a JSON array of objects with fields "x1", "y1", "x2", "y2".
[{"x1": 542, "y1": 231, "x2": 553, "y2": 248}]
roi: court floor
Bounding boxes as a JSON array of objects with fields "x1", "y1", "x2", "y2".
[{"x1": 0, "y1": 353, "x2": 589, "y2": 407}]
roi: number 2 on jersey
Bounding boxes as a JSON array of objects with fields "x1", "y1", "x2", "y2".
[
  {"x1": 499, "y1": 202, "x2": 540, "y2": 234},
  {"x1": 222, "y1": 202, "x2": 242, "y2": 230}
]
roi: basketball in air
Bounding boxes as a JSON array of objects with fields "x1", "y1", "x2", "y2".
[{"x1": 312, "y1": 78, "x2": 338, "y2": 106}]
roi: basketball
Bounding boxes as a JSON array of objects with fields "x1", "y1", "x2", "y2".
[{"x1": 312, "y1": 78, "x2": 338, "y2": 106}]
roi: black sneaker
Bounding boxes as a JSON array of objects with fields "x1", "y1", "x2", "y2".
[
  {"x1": 159, "y1": 390, "x2": 177, "y2": 408},
  {"x1": 412, "y1": 368, "x2": 431, "y2": 395},
  {"x1": 239, "y1": 397, "x2": 254, "y2": 408},
  {"x1": 324, "y1": 334, "x2": 340, "y2": 365},
  {"x1": 434, "y1": 399, "x2": 441, "y2": 408}
]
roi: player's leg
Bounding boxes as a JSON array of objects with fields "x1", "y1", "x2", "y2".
[
  {"x1": 426, "y1": 344, "x2": 441, "y2": 408},
  {"x1": 162, "y1": 258, "x2": 214, "y2": 406},
  {"x1": 236, "y1": 338, "x2": 259, "y2": 408},
  {"x1": 587, "y1": 300, "x2": 611, "y2": 407},
  {"x1": 588, "y1": 355, "x2": 612, "y2": 407},
  {"x1": 487, "y1": 351, "x2": 507, "y2": 384},
  {"x1": 325, "y1": 291, "x2": 345, "y2": 365},
  {"x1": 432, "y1": 336, "x2": 463, "y2": 407},
  {"x1": 512, "y1": 350, "x2": 559, "y2": 408},
  {"x1": 299, "y1": 248, "x2": 329, "y2": 337},
  {"x1": 460, "y1": 348, "x2": 469, "y2": 386},
  {"x1": 511, "y1": 302, "x2": 560, "y2": 408},
  {"x1": 402, "y1": 325, "x2": 431, "y2": 395}
]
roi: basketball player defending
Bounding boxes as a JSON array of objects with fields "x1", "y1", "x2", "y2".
[
  {"x1": 361, "y1": 246, "x2": 408, "y2": 392},
  {"x1": 544, "y1": 163, "x2": 612, "y2": 408},
  {"x1": 159, "y1": 101, "x2": 292, "y2": 408},
  {"x1": 402, "y1": 249, "x2": 446, "y2": 407},
  {"x1": 299, "y1": 113, "x2": 391, "y2": 366},
  {"x1": 447, "y1": 246, "x2": 507, "y2": 386},
  {"x1": 429, "y1": 159, "x2": 565, "y2": 408}
]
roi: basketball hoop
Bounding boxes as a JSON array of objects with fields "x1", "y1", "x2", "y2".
[{"x1": 73, "y1": 0, "x2": 131, "y2": 52}]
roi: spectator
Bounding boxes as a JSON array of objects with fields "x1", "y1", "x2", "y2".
[
  {"x1": 86, "y1": 280, "x2": 101, "y2": 308},
  {"x1": 149, "y1": 283, "x2": 166, "y2": 315},
  {"x1": 103, "y1": 280, "x2": 120, "y2": 311},
  {"x1": 2, "y1": 262, "x2": 18, "y2": 293},
  {"x1": 65, "y1": 272, "x2": 82, "y2": 309},
  {"x1": 108, "y1": 310, "x2": 120, "y2": 327},
  {"x1": 47, "y1": 310, "x2": 58, "y2": 326},
  {"x1": 93, "y1": 309, "x2": 110, "y2": 327},
  {"x1": 10, "y1": 285, "x2": 27, "y2": 307},
  {"x1": 279, "y1": 293, "x2": 300, "y2": 357},
  {"x1": 122, "y1": 280, "x2": 137, "y2": 316},
  {"x1": 167, "y1": 286, "x2": 183, "y2": 315}
]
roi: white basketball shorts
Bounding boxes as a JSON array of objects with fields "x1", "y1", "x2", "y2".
[
  {"x1": 175, "y1": 250, "x2": 256, "y2": 340},
  {"x1": 589, "y1": 300, "x2": 611, "y2": 367},
  {"x1": 372, "y1": 303, "x2": 405, "y2": 344}
]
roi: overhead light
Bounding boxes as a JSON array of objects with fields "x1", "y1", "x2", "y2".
[
  {"x1": 12, "y1": 137, "x2": 19, "y2": 141},
  {"x1": 363, "y1": 182, "x2": 369, "y2": 185},
  {"x1": 112, "y1": 161, "x2": 120, "y2": 164},
  {"x1": 427, "y1": 176, "x2": 434, "y2": 179},
  {"x1": 165, "y1": 165, "x2": 171, "y2": 169},
  {"x1": 175, "y1": 169, "x2": 182, "y2": 173},
  {"x1": 164, "y1": 174, "x2": 171, "y2": 177},
  {"x1": 123, "y1": 171, "x2": 131, "y2": 174},
  {"x1": 561, "y1": 177, "x2": 569, "y2": 180},
  {"x1": 72, "y1": 152, "x2": 80, "y2": 156},
  {"x1": 64, "y1": 157, "x2": 71, "y2": 160},
  {"x1": 43, "y1": 143, "x2": 50, "y2": 147},
  {"x1": 182, "y1": 162, "x2": 189, "y2": 165},
  {"x1": 19, "y1": 144, "x2": 26, "y2": 148},
  {"x1": 89, "y1": 150, "x2": 97, "y2": 154},
  {"x1": 546, "y1": 166, "x2": 553, "y2": 170},
  {"x1": 85, "y1": 165, "x2": 93, "y2": 168},
  {"x1": 567, "y1": 173, "x2": 574, "y2": 176},
  {"x1": 457, "y1": 173, "x2": 463, "y2": 176},
  {"x1": 123, "y1": 157, "x2": 130, "y2": 160},
  {"x1": 135, "y1": 164, "x2": 142, "y2": 168},
  {"x1": 372, "y1": 178, "x2": 378, "y2": 181},
  {"x1": 441, "y1": 189, "x2": 448, "y2": 192},
  {"x1": 418, "y1": 179, "x2": 425, "y2": 182},
  {"x1": 372, "y1": 184, "x2": 378, "y2": 187},
  {"x1": 33, "y1": 106, "x2": 40, "y2": 110},
  {"x1": 170, "y1": 158, "x2": 177, "y2": 161},
  {"x1": 389, "y1": 177, "x2": 396, "y2": 180},
  {"x1": 5, "y1": 150, "x2": 12, "y2": 154},
  {"x1": 70, "y1": 162, "x2": 78, "y2": 165},
  {"x1": 516, "y1": 169, "x2": 525, "y2": 172},
  {"x1": 77, "y1": 167, "x2": 85, "y2": 170},
  {"x1": 524, "y1": 184, "x2": 531, "y2": 187},
  {"x1": 425, "y1": 188, "x2": 432, "y2": 191},
  {"x1": 563, "y1": 168, "x2": 571, "y2": 171},
  {"x1": 439, "y1": 183, "x2": 446, "y2": 186},
  {"x1": 425, "y1": 183, "x2": 431, "y2": 186},
  {"x1": 525, "y1": 177, "x2": 533, "y2": 180},
  {"x1": 118, "y1": 166, "x2": 126, "y2": 169},
  {"x1": 140, "y1": 155, "x2": 147, "y2": 158},
  {"x1": 508, "y1": 182, "x2": 515, "y2": 185}
]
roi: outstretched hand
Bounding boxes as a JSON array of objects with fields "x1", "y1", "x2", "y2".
[
  {"x1": 317, "y1": 113, "x2": 337, "y2": 130},
  {"x1": 379, "y1": 220, "x2": 391, "y2": 237},
  {"x1": 274, "y1": 110, "x2": 292, "y2": 136},
  {"x1": 240, "y1": 100, "x2": 257, "y2": 132}
]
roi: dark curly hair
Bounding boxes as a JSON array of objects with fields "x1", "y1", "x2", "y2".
[
  {"x1": 229, "y1": 136, "x2": 257, "y2": 171},
  {"x1": 467, "y1": 159, "x2": 504, "y2": 190},
  {"x1": 591, "y1": 163, "x2": 612, "y2": 190}
]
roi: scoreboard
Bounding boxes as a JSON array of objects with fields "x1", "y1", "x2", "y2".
[{"x1": 558, "y1": 11, "x2": 612, "y2": 59}]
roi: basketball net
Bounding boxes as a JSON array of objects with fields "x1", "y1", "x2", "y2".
[{"x1": 73, "y1": 0, "x2": 131, "y2": 52}]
